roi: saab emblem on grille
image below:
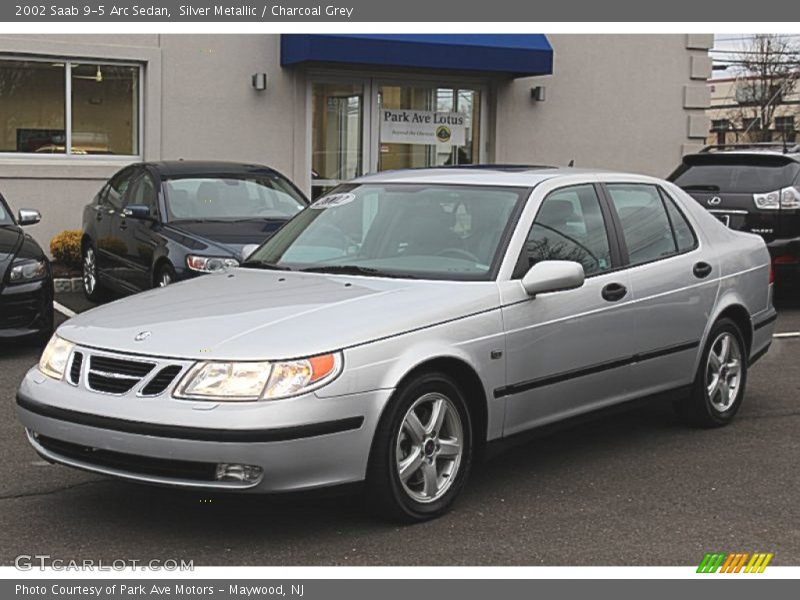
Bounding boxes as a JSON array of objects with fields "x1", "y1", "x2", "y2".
[
  {"x1": 707, "y1": 196, "x2": 722, "y2": 206},
  {"x1": 134, "y1": 331, "x2": 151, "y2": 342}
]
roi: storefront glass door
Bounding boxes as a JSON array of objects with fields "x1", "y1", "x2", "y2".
[{"x1": 310, "y1": 79, "x2": 484, "y2": 199}]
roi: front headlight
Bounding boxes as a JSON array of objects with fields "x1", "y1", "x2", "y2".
[
  {"x1": 9, "y1": 258, "x2": 47, "y2": 283},
  {"x1": 186, "y1": 255, "x2": 239, "y2": 273},
  {"x1": 175, "y1": 352, "x2": 343, "y2": 401},
  {"x1": 38, "y1": 335, "x2": 74, "y2": 380}
]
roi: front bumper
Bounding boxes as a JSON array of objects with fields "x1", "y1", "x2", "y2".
[
  {"x1": 0, "y1": 278, "x2": 53, "y2": 339},
  {"x1": 17, "y1": 367, "x2": 391, "y2": 493}
]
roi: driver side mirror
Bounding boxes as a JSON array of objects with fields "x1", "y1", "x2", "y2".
[
  {"x1": 122, "y1": 204, "x2": 152, "y2": 219},
  {"x1": 521, "y1": 260, "x2": 585, "y2": 297},
  {"x1": 17, "y1": 209, "x2": 41, "y2": 226}
]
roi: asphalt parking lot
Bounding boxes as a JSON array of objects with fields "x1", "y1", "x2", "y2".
[{"x1": 1, "y1": 296, "x2": 798, "y2": 566}]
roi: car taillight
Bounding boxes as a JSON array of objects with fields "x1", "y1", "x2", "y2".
[
  {"x1": 773, "y1": 254, "x2": 798, "y2": 265},
  {"x1": 769, "y1": 261, "x2": 775, "y2": 284},
  {"x1": 754, "y1": 186, "x2": 800, "y2": 210}
]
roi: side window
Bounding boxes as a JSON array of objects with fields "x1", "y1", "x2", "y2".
[
  {"x1": 661, "y1": 191, "x2": 697, "y2": 253},
  {"x1": 606, "y1": 184, "x2": 678, "y2": 266},
  {"x1": 520, "y1": 184, "x2": 613, "y2": 277},
  {"x1": 105, "y1": 169, "x2": 135, "y2": 210},
  {"x1": 127, "y1": 173, "x2": 158, "y2": 214}
]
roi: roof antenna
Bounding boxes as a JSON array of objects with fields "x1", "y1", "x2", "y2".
[{"x1": 567, "y1": 159, "x2": 575, "y2": 167}]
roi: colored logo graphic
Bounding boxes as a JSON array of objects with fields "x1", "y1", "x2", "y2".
[
  {"x1": 435, "y1": 125, "x2": 452, "y2": 143},
  {"x1": 697, "y1": 552, "x2": 773, "y2": 573}
]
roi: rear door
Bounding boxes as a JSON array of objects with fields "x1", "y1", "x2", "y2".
[
  {"x1": 601, "y1": 182, "x2": 719, "y2": 397},
  {"x1": 669, "y1": 153, "x2": 800, "y2": 242}
]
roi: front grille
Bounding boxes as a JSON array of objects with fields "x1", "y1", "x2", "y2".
[
  {"x1": 140, "y1": 365, "x2": 182, "y2": 396},
  {"x1": 0, "y1": 301, "x2": 37, "y2": 329},
  {"x1": 68, "y1": 352, "x2": 83, "y2": 385},
  {"x1": 36, "y1": 435, "x2": 218, "y2": 481},
  {"x1": 87, "y1": 355, "x2": 155, "y2": 395},
  {"x1": 90, "y1": 355, "x2": 155, "y2": 377}
]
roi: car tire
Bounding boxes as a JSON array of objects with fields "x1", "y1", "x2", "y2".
[
  {"x1": 154, "y1": 263, "x2": 177, "y2": 288},
  {"x1": 365, "y1": 371, "x2": 473, "y2": 522},
  {"x1": 679, "y1": 318, "x2": 748, "y2": 428},
  {"x1": 82, "y1": 243, "x2": 108, "y2": 302}
]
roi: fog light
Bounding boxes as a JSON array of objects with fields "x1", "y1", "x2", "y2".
[{"x1": 214, "y1": 463, "x2": 263, "y2": 483}]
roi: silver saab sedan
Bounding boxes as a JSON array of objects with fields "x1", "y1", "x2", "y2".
[{"x1": 17, "y1": 167, "x2": 776, "y2": 521}]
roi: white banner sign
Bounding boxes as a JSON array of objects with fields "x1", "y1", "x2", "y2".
[{"x1": 380, "y1": 109, "x2": 466, "y2": 147}]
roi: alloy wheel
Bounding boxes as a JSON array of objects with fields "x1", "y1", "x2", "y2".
[
  {"x1": 395, "y1": 392, "x2": 464, "y2": 503},
  {"x1": 706, "y1": 331, "x2": 742, "y2": 412},
  {"x1": 158, "y1": 271, "x2": 172, "y2": 287},
  {"x1": 83, "y1": 248, "x2": 96, "y2": 294}
]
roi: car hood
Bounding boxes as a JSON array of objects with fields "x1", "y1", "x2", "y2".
[
  {"x1": 57, "y1": 269, "x2": 501, "y2": 360},
  {"x1": 167, "y1": 219, "x2": 288, "y2": 257},
  {"x1": 0, "y1": 225, "x2": 23, "y2": 283}
]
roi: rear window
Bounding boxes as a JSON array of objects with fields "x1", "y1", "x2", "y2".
[{"x1": 670, "y1": 155, "x2": 800, "y2": 194}]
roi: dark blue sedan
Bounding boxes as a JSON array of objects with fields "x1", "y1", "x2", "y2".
[{"x1": 80, "y1": 161, "x2": 308, "y2": 300}]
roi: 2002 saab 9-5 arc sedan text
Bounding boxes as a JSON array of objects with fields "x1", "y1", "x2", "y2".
[{"x1": 17, "y1": 167, "x2": 776, "y2": 521}]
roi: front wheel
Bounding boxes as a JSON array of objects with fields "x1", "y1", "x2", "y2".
[
  {"x1": 366, "y1": 372, "x2": 473, "y2": 522},
  {"x1": 154, "y1": 263, "x2": 177, "y2": 288},
  {"x1": 678, "y1": 318, "x2": 748, "y2": 428}
]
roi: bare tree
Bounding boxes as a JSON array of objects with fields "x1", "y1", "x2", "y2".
[{"x1": 726, "y1": 34, "x2": 800, "y2": 143}]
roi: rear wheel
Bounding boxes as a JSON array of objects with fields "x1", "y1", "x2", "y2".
[
  {"x1": 82, "y1": 244, "x2": 107, "y2": 302},
  {"x1": 366, "y1": 372, "x2": 473, "y2": 522},
  {"x1": 679, "y1": 318, "x2": 747, "y2": 428}
]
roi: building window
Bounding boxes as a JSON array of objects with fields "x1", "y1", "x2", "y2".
[
  {"x1": 0, "y1": 57, "x2": 140, "y2": 156},
  {"x1": 775, "y1": 116, "x2": 796, "y2": 132}
]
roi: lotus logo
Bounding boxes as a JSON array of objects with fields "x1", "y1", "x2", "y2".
[
  {"x1": 134, "y1": 331, "x2": 151, "y2": 342},
  {"x1": 707, "y1": 196, "x2": 722, "y2": 206}
]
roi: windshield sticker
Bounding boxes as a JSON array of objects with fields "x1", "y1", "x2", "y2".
[{"x1": 311, "y1": 193, "x2": 356, "y2": 209}]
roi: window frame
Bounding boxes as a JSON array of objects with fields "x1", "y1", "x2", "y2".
[
  {"x1": 598, "y1": 182, "x2": 700, "y2": 271},
  {"x1": 0, "y1": 54, "x2": 143, "y2": 160},
  {"x1": 512, "y1": 183, "x2": 624, "y2": 280}
]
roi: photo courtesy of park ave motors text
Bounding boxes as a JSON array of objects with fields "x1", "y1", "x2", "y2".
[{"x1": 1, "y1": 32, "x2": 799, "y2": 563}]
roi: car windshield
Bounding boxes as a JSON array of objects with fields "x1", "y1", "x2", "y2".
[
  {"x1": 671, "y1": 157, "x2": 800, "y2": 194},
  {"x1": 244, "y1": 183, "x2": 526, "y2": 281},
  {"x1": 163, "y1": 175, "x2": 306, "y2": 221}
]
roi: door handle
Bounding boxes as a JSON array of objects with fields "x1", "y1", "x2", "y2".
[
  {"x1": 601, "y1": 282, "x2": 627, "y2": 302},
  {"x1": 693, "y1": 262, "x2": 713, "y2": 279}
]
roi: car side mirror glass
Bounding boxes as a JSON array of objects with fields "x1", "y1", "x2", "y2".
[
  {"x1": 122, "y1": 204, "x2": 152, "y2": 219},
  {"x1": 241, "y1": 244, "x2": 260, "y2": 261},
  {"x1": 521, "y1": 260, "x2": 585, "y2": 297},
  {"x1": 17, "y1": 209, "x2": 41, "y2": 226}
]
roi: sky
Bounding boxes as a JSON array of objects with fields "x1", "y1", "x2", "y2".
[{"x1": 710, "y1": 33, "x2": 800, "y2": 80}]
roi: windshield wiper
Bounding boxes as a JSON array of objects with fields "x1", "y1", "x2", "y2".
[
  {"x1": 301, "y1": 265, "x2": 416, "y2": 279},
  {"x1": 240, "y1": 260, "x2": 293, "y2": 271},
  {"x1": 680, "y1": 184, "x2": 721, "y2": 192}
]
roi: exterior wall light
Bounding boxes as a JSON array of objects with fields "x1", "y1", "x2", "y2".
[
  {"x1": 530, "y1": 86, "x2": 546, "y2": 102},
  {"x1": 251, "y1": 73, "x2": 268, "y2": 91}
]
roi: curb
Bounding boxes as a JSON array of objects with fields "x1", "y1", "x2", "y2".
[{"x1": 53, "y1": 277, "x2": 83, "y2": 293}]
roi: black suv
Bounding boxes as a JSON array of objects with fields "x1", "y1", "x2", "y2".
[{"x1": 669, "y1": 144, "x2": 800, "y2": 290}]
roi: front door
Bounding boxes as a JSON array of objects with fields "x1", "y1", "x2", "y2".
[
  {"x1": 499, "y1": 184, "x2": 639, "y2": 436},
  {"x1": 116, "y1": 171, "x2": 160, "y2": 292}
]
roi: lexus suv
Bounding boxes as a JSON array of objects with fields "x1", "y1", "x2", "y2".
[{"x1": 669, "y1": 144, "x2": 800, "y2": 291}]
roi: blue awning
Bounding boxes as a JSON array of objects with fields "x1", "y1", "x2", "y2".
[{"x1": 280, "y1": 34, "x2": 553, "y2": 78}]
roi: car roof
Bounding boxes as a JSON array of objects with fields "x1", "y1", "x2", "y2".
[
  {"x1": 688, "y1": 144, "x2": 800, "y2": 163},
  {"x1": 351, "y1": 166, "x2": 656, "y2": 187},
  {"x1": 141, "y1": 160, "x2": 284, "y2": 178}
]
